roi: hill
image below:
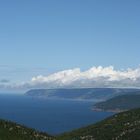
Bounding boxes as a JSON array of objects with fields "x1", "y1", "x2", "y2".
[
  {"x1": 0, "y1": 108, "x2": 140, "y2": 140},
  {"x1": 57, "y1": 108, "x2": 140, "y2": 140},
  {"x1": 93, "y1": 94, "x2": 140, "y2": 112},
  {"x1": 25, "y1": 88, "x2": 140, "y2": 101},
  {"x1": 0, "y1": 119, "x2": 55, "y2": 140}
]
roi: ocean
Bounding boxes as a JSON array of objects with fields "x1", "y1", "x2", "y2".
[{"x1": 0, "y1": 94, "x2": 113, "y2": 135}]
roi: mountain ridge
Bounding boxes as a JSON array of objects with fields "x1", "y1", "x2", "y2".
[
  {"x1": 93, "y1": 94, "x2": 140, "y2": 112},
  {"x1": 0, "y1": 119, "x2": 54, "y2": 140},
  {"x1": 25, "y1": 88, "x2": 140, "y2": 101},
  {"x1": 0, "y1": 108, "x2": 140, "y2": 140},
  {"x1": 57, "y1": 108, "x2": 140, "y2": 140}
]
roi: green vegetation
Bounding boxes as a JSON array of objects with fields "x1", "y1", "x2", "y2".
[
  {"x1": 0, "y1": 108, "x2": 140, "y2": 140},
  {"x1": 93, "y1": 94, "x2": 140, "y2": 112},
  {"x1": 1, "y1": 92, "x2": 140, "y2": 140},
  {"x1": 57, "y1": 108, "x2": 140, "y2": 140},
  {"x1": 0, "y1": 119, "x2": 55, "y2": 140}
]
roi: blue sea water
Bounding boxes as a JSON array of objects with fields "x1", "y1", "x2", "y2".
[{"x1": 0, "y1": 94, "x2": 113, "y2": 135}]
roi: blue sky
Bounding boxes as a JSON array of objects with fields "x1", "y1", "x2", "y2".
[{"x1": 0, "y1": 0, "x2": 140, "y2": 85}]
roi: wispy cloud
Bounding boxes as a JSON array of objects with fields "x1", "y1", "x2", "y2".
[{"x1": 0, "y1": 79, "x2": 10, "y2": 83}]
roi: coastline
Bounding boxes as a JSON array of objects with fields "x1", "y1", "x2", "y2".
[{"x1": 92, "y1": 107, "x2": 127, "y2": 113}]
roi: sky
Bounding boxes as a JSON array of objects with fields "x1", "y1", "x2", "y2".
[{"x1": 0, "y1": 0, "x2": 140, "y2": 91}]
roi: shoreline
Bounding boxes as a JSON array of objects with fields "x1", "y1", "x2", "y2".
[{"x1": 92, "y1": 107, "x2": 127, "y2": 113}]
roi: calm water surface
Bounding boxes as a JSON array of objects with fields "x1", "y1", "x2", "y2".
[{"x1": 0, "y1": 94, "x2": 113, "y2": 135}]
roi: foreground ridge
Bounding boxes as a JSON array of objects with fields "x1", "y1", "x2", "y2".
[
  {"x1": 0, "y1": 108, "x2": 140, "y2": 140},
  {"x1": 57, "y1": 108, "x2": 140, "y2": 140},
  {"x1": 0, "y1": 119, "x2": 55, "y2": 140}
]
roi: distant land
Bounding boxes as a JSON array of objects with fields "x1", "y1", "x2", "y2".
[
  {"x1": 93, "y1": 93, "x2": 140, "y2": 112},
  {"x1": 0, "y1": 108, "x2": 140, "y2": 140},
  {"x1": 25, "y1": 88, "x2": 140, "y2": 101}
]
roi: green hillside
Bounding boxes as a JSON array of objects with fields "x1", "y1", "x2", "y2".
[
  {"x1": 93, "y1": 94, "x2": 140, "y2": 112},
  {"x1": 0, "y1": 108, "x2": 140, "y2": 140},
  {"x1": 57, "y1": 108, "x2": 140, "y2": 140},
  {"x1": 0, "y1": 119, "x2": 55, "y2": 140}
]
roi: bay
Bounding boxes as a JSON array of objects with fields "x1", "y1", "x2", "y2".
[{"x1": 0, "y1": 94, "x2": 113, "y2": 135}]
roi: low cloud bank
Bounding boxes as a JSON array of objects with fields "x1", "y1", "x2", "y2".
[{"x1": 1, "y1": 66, "x2": 140, "y2": 90}]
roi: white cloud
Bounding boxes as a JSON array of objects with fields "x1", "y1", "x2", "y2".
[
  {"x1": 27, "y1": 66, "x2": 140, "y2": 89},
  {"x1": 1, "y1": 66, "x2": 140, "y2": 90}
]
